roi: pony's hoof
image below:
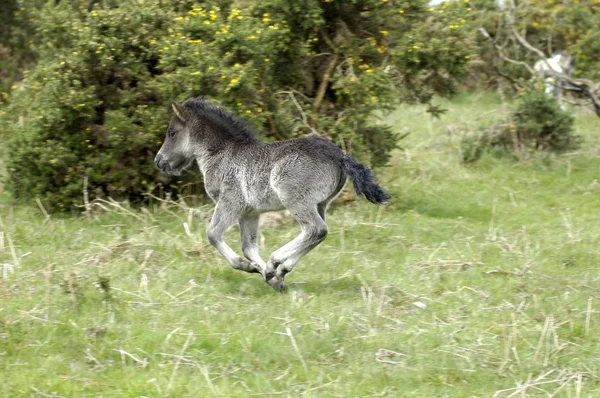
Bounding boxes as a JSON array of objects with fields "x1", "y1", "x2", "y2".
[
  {"x1": 264, "y1": 271, "x2": 276, "y2": 281},
  {"x1": 237, "y1": 259, "x2": 261, "y2": 274},
  {"x1": 249, "y1": 262, "x2": 262, "y2": 274},
  {"x1": 267, "y1": 276, "x2": 287, "y2": 293}
]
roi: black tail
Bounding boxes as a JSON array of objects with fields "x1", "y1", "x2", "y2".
[{"x1": 342, "y1": 155, "x2": 391, "y2": 204}]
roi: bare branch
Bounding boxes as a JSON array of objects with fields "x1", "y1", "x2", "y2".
[
  {"x1": 313, "y1": 31, "x2": 340, "y2": 114},
  {"x1": 478, "y1": 27, "x2": 536, "y2": 76},
  {"x1": 500, "y1": 0, "x2": 600, "y2": 116}
]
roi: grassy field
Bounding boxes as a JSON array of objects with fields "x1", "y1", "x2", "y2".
[{"x1": 1, "y1": 92, "x2": 599, "y2": 397}]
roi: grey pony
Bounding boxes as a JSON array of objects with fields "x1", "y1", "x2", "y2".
[{"x1": 155, "y1": 97, "x2": 390, "y2": 291}]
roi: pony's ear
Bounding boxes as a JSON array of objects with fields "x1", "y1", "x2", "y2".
[{"x1": 172, "y1": 102, "x2": 189, "y2": 122}]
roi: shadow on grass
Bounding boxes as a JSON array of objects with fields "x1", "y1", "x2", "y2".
[
  {"x1": 287, "y1": 276, "x2": 363, "y2": 297},
  {"x1": 208, "y1": 264, "x2": 366, "y2": 298},
  {"x1": 211, "y1": 273, "x2": 365, "y2": 299},
  {"x1": 209, "y1": 268, "x2": 287, "y2": 298}
]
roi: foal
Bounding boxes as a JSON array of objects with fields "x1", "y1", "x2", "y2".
[{"x1": 155, "y1": 97, "x2": 390, "y2": 291}]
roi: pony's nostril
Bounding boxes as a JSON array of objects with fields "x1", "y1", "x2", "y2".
[{"x1": 154, "y1": 154, "x2": 163, "y2": 169}]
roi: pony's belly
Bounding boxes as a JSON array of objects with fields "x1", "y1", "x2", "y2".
[
  {"x1": 249, "y1": 194, "x2": 284, "y2": 212},
  {"x1": 242, "y1": 185, "x2": 283, "y2": 212}
]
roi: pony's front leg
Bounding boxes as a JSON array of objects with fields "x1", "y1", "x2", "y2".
[
  {"x1": 239, "y1": 215, "x2": 269, "y2": 279},
  {"x1": 207, "y1": 202, "x2": 261, "y2": 274}
]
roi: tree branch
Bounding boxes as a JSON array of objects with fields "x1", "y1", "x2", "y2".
[
  {"x1": 478, "y1": 27, "x2": 536, "y2": 76},
  {"x1": 503, "y1": 0, "x2": 600, "y2": 116},
  {"x1": 312, "y1": 31, "x2": 340, "y2": 115}
]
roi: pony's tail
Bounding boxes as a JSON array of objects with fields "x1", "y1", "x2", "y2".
[{"x1": 341, "y1": 155, "x2": 391, "y2": 205}]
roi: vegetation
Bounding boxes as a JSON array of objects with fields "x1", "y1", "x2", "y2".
[
  {"x1": 461, "y1": 90, "x2": 579, "y2": 163},
  {"x1": 1, "y1": 94, "x2": 599, "y2": 396},
  {"x1": 471, "y1": 0, "x2": 600, "y2": 85},
  {"x1": 1, "y1": 0, "x2": 475, "y2": 210},
  {"x1": 0, "y1": 0, "x2": 37, "y2": 97}
]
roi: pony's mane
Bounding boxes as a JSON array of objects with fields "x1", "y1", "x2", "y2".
[{"x1": 183, "y1": 96, "x2": 257, "y2": 143}]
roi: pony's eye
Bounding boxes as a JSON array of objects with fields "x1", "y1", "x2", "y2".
[{"x1": 168, "y1": 128, "x2": 176, "y2": 138}]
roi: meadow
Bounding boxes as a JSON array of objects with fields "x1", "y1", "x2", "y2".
[{"x1": 1, "y1": 92, "x2": 599, "y2": 397}]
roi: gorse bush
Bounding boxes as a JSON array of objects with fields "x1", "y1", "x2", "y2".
[
  {"x1": 462, "y1": 90, "x2": 578, "y2": 163},
  {"x1": 0, "y1": 0, "x2": 38, "y2": 99},
  {"x1": 5, "y1": 3, "x2": 172, "y2": 208},
  {"x1": 512, "y1": 90, "x2": 578, "y2": 151},
  {"x1": 2, "y1": 0, "x2": 475, "y2": 210}
]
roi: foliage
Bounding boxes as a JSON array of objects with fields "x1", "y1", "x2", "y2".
[
  {"x1": 512, "y1": 90, "x2": 578, "y2": 151},
  {"x1": 4, "y1": 2, "x2": 174, "y2": 209},
  {"x1": 0, "y1": 0, "x2": 20, "y2": 97},
  {"x1": 0, "y1": 0, "x2": 39, "y2": 99},
  {"x1": 470, "y1": 0, "x2": 600, "y2": 88},
  {"x1": 1, "y1": 0, "x2": 475, "y2": 210},
  {"x1": 461, "y1": 90, "x2": 578, "y2": 163}
]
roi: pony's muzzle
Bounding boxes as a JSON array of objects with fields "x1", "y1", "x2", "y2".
[{"x1": 154, "y1": 154, "x2": 168, "y2": 172}]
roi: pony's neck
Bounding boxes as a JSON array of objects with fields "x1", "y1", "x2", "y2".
[{"x1": 193, "y1": 132, "x2": 256, "y2": 177}]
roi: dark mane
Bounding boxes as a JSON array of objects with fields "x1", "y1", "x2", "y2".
[{"x1": 183, "y1": 96, "x2": 257, "y2": 143}]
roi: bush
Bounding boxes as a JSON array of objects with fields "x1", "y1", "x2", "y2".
[
  {"x1": 0, "y1": 0, "x2": 38, "y2": 100},
  {"x1": 2, "y1": 0, "x2": 475, "y2": 210},
  {"x1": 4, "y1": 2, "x2": 174, "y2": 210},
  {"x1": 512, "y1": 90, "x2": 578, "y2": 151},
  {"x1": 461, "y1": 90, "x2": 579, "y2": 163}
]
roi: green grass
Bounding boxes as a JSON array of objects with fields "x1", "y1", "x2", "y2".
[{"x1": 1, "y1": 92, "x2": 599, "y2": 397}]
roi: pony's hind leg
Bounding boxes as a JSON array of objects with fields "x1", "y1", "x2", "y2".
[
  {"x1": 318, "y1": 176, "x2": 345, "y2": 222},
  {"x1": 317, "y1": 202, "x2": 327, "y2": 221},
  {"x1": 266, "y1": 205, "x2": 328, "y2": 291}
]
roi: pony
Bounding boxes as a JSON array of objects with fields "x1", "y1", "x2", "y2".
[{"x1": 154, "y1": 97, "x2": 390, "y2": 291}]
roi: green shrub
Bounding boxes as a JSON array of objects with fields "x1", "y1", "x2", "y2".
[
  {"x1": 4, "y1": 2, "x2": 174, "y2": 210},
  {"x1": 2, "y1": 0, "x2": 475, "y2": 210},
  {"x1": 461, "y1": 123, "x2": 507, "y2": 164},
  {"x1": 461, "y1": 90, "x2": 578, "y2": 163},
  {"x1": 0, "y1": 0, "x2": 39, "y2": 100},
  {"x1": 512, "y1": 90, "x2": 578, "y2": 151}
]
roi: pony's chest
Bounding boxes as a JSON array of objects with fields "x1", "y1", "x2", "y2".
[
  {"x1": 202, "y1": 172, "x2": 224, "y2": 202},
  {"x1": 204, "y1": 182, "x2": 221, "y2": 203}
]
